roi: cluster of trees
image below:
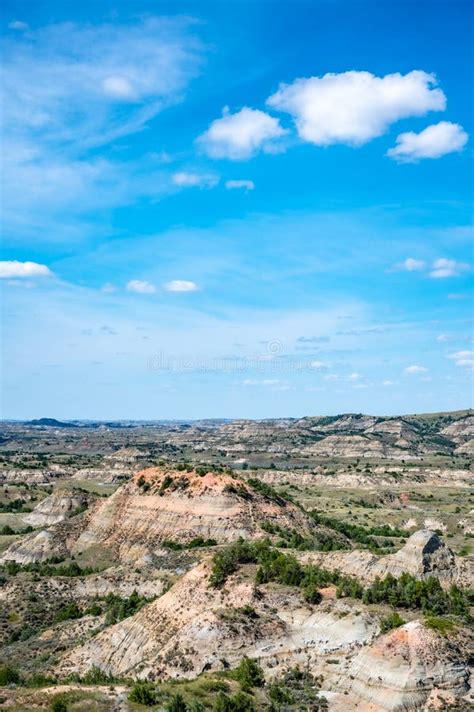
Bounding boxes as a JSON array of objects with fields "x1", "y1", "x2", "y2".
[
  {"x1": 163, "y1": 537, "x2": 218, "y2": 551},
  {"x1": 247, "y1": 478, "x2": 291, "y2": 506},
  {"x1": 128, "y1": 657, "x2": 265, "y2": 710},
  {"x1": 102, "y1": 590, "x2": 152, "y2": 624},
  {"x1": 53, "y1": 590, "x2": 153, "y2": 625},
  {"x1": 0, "y1": 498, "x2": 32, "y2": 513},
  {"x1": 361, "y1": 573, "x2": 472, "y2": 617},
  {"x1": 267, "y1": 667, "x2": 327, "y2": 711},
  {"x1": 2, "y1": 558, "x2": 98, "y2": 577},
  {"x1": 0, "y1": 524, "x2": 34, "y2": 535},
  {"x1": 309, "y1": 511, "x2": 405, "y2": 553},
  {"x1": 209, "y1": 538, "x2": 342, "y2": 603},
  {"x1": 209, "y1": 539, "x2": 473, "y2": 620},
  {"x1": 260, "y1": 521, "x2": 346, "y2": 553}
]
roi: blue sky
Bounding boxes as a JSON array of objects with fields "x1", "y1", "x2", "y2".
[{"x1": 1, "y1": 0, "x2": 473, "y2": 420}]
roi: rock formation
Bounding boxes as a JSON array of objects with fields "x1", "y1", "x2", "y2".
[
  {"x1": 23, "y1": 490, "x2": 89, "y2": 527},
  {"x1": 300, "y1": 530, "x2": 472, "y2": 586},
  {"x1": 60, "y1": 561, "x2": 378, "y2": 680},
  {"x1": 71, "y1": 467, "x2": 317, "y2": 562},
  {"x1": 331, "y1": 620, "x2": 470, "y2": 710}
]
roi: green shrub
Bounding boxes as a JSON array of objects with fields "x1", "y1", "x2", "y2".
[
  {"x1": 424, "y1": 616, "x2": 456, "y2": 635},
  {"x1": 26, "y1": 673, "x2": 57, "y2": 687},
  {"x1": 0, "y1": 665, "x2": 20, "y2": 686},
  {"x1": 213, "y1": 691, "x2": 255, "y2": 712},
  {"x1": 166, "y1": 693, "x2": 188, "y2": 712},
  {"x1": 159, "y1": 475, "x2": 174, "y2": 495},
  {"x1": 49, "y1": 696, "x2": 68, "y2": 712},
  {"x1": 55, "y1": 602, "x2": 82, "y2": 622},
  {"x1": 379, "y1": 611, "x2": 405, "y2": 634},
  {"x1": 104, "y1": 590, "x2": 151, "y2": 625},
  {"x1": 128, "y1": 680, "x2": 158, "y2": 706},
  {"x1": 302, "y1": 584, "x2": 323, "y2": 605},
  {"x1": 0, "y1": 525, "x2": 15, "y2": 535},
  {"x1": 233, "y1": 656, "x2": 265, "y2": 691},
  {"x1": 82, "y1": 665, "x2": 114, "y2": 685}
]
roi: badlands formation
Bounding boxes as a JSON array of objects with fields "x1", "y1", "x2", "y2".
[{"x1": 0, "y1": 412, "x2": 472, "y2": 711}]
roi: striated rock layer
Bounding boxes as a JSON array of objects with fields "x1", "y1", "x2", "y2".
[
  {"x1": 299, "y1": 530, "x2": 472, "y2": 587},
  {"x1": 71, "y1": 467, "x2": 316, "y2": 562},
  {"x1": 331, "y1": 620, "x2": 470, "y2": 710},
  {"x1": 60, "y1": 561, "x2": 378, "y2": 680},
  {"x1": 23, "y1": 490, "x2": 90, "y2": 527},
  {"x1": 60, "y1": 564, "x2": 471, "y2": 712}
]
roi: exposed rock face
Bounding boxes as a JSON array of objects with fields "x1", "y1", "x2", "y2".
[
  {"x1": 0, "y1": 566, "x2": 166, "y2": 607},
  {"x1": 331, "y1": 620, "x2": 470, "y2": 711},
  {"x1": 381, "y1": 530, "x2": 456, "y2": 580},
  {"x1": 60, "y1": 561, "x2": 378, "y2": 680},
  {"x1": 456, "y1": 439, "x2": 474, "y2": 455},
  {"x1": 441, "y1": 416, "x2": 474, "y2": 444},
  {"x1": 0, "y1": 529, "x2": 69, "y2": 564},
  {"x1": 300, "y1": 530, "x2": 471, "y2": 586},
  {"x1": 0, "y1": 507, "x2": 88, "y2": 565},
  {"x1": 23, "y1": 490, "x2": 89, "y2": 527},
  {"x1": 60, "y1": 567, "x2": 471, "y2": 712},
  {"x1": 71, "y1": 468, "x2": 316, "y2": 563},
  {"x1": 300, "y1": 434, "x2": 420, "y2": 460}
]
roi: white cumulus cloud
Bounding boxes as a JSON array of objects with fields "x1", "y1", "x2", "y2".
[
  {"x1": 163, "y1": 280, "x2": 199, "y2": 292},
  {"x1": 267, "y1": 70, "x2": 445, "y2": 147},
  {"x1": 387, "y1": 121, "x2": 468, "y2": 162},
  {"x1": 405, "y1": 365, "x2": 428, "y2": 374},
  {"x1": 225, "y1": 179, "x2": 255, "y2": 190},
  {"x1": 348, "y1": 372, "x2": 361, "y2": 380},
  {"x1": 310, "y1": 360, "x2": 327, "y2": 370},
  {"x1": 429, "y1": 258, "x2": 469, "y2": 279},
  {"x1": 172, "y1": 172, "x2": 219, "y2": 188},
  {"x1": 0, "y1": 260, "x2": 53, "y2": 278},
  {"x1": 447, "y1": 350, "x2": 474, "y2": 368},
  {"x1": 126, "y1": 279, "x2": 156, "y2": 294},
  {"x1": 197, "y1": 107, "x2": 287, "y2": 160}
]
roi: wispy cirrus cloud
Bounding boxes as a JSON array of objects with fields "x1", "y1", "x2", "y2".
[
  {"x1": 3, "y1": 17, "x2": 203, "y2": 149},
  {"x1": 429, "y1": 258, "x2": 470, "y2": 279},
  {"x1": 225, "y1": 179, "x2": 255, "y2": 190},
  {"x1": 172, "y1": 172, "x2": 219, "y2": 189},
  {"x1": 126, "y1": 280, "x2": 156, "y2": 294},
  {"x1": 2, "y1": 17, "x2": 205, "y2": 241}
]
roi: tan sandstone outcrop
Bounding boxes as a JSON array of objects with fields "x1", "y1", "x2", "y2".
[
  {"x1": 23, "y1": 490, "x2": 90, "y2": 527},
  {"x1": 60, "y1": 560, "x2": 378, "y2": 680},
  {"x1": 70, "y1": 468, "x2": 317, "y2": 563},
  {"x1": 330, "y1": 620, "x2": 470, "y2": 711},
  {"x1": 299, "y1": 530, "x2": 472, "y2": 587}
]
